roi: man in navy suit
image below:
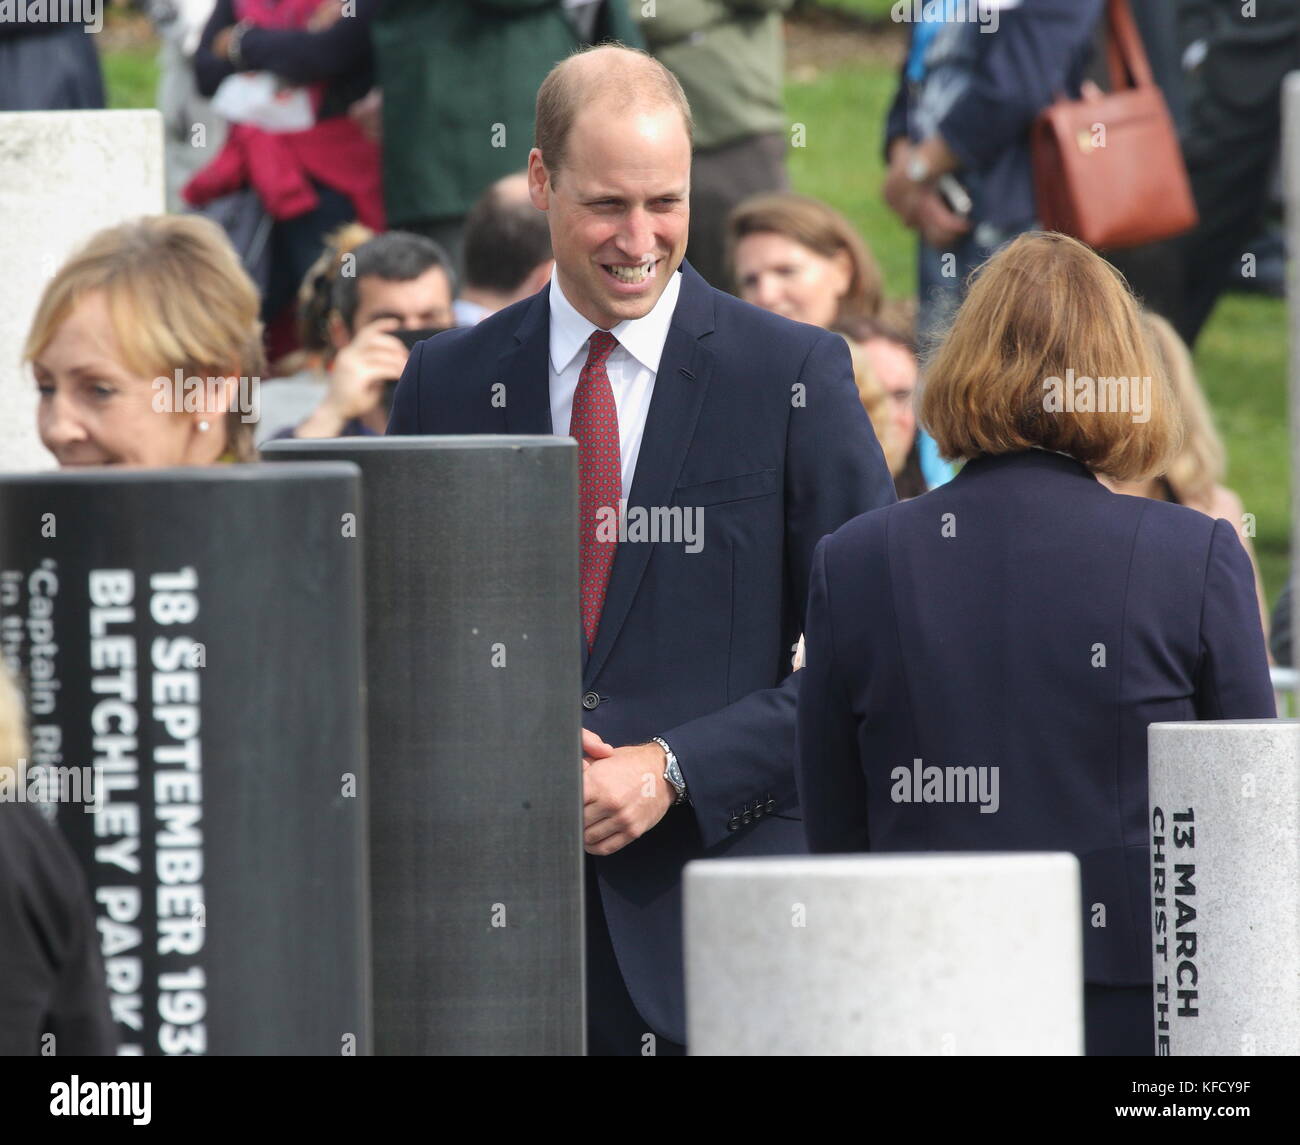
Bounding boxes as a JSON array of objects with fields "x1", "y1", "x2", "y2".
[{"x1": 388, "y1": 44, "x2": 895, "y2": 1054}]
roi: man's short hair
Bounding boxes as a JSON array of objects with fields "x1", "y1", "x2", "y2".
[
  {"x1": 331, "y1": 231, "x2": 454, "y2": 331},
  {"x1": 463, "y1": 185, "x2": 552, "y2": 294},
  {"x1": 534, "y1": 44, "x2": 693, "y2": 184}
]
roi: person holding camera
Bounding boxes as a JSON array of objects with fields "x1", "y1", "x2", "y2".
[{"x1": 277, "y1": 231, "x2": 454, "y2": 440}]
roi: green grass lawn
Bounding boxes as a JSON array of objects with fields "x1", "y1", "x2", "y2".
[
  {"x1": 98, "y1": 27, "x2": 1292, "y2": 606},
  {"x1": 102, "y1": 43, "x2": 157, "y2": 111}
]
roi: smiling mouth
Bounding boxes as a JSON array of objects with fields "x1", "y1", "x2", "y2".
[{"x1": 602, "y1": 257, "x2": 657, "y2": 285}]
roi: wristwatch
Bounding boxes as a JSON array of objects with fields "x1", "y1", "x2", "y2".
[{"x1": 652, "y1": 737, "x2": 688, "y2": 805}]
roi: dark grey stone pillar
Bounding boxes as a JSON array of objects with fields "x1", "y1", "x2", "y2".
[
  {"x1": 0, "y1": 464, "x2": 370, "y2": 1055},
  {"x1": 261, "y1": 437, "x2": 584, "y2": 1055}
]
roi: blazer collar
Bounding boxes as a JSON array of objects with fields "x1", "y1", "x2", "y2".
[
  {"x1": 546, "y1": 263, "x2": 684, "y2": 376},
  {"x1": 955, "y1": 449, "x2": 1099, "y2": 482}
]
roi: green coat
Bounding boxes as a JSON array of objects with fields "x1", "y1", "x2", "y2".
[
  {"x1": 374, "y1": 0, "x2": 643, "y2": 226},
  {"x1": 638, "y1": 0, "x2": 792, "y2": 152}
]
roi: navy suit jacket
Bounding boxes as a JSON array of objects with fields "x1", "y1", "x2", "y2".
[
  {"x1": 795, "y1": 450, "x2": 1275, "y2": 985},
  {"x1": 387, "y1": 262, "x2": 896, "y2": 1040}
]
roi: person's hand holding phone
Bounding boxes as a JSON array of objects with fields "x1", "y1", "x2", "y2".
[
  {"x1": 916, "y1": 188, "x2": 972, "y2": 251},
  {"x1": 296, "y1": 318, "x2": 409, "y2": 438}
]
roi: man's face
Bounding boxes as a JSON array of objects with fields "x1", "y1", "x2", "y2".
[
  {"x1": 349, "y1": 266, "x2": 454, "y2": 338},
  {"x1": 528, "y1": 105, "x2": 690, "y2": 330}
]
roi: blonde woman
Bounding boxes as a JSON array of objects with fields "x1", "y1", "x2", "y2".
[
  {"x1": 795, "y1": 232, "x2": 1273, "y2": 1055},
  {"x1": 26, "y1": 215, "x2": 265, "y2": 468},
  {"x1": 1102, "y1": 311, "x2": 1270, "y2": 644},
  {"x1": 840, "y1": 333, "x2": 903, "y2": 476}
]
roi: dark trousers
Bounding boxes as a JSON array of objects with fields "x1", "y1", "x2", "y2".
[
  {"x1": 0, "y1": 25, "x2": 104, "y2": 112},
  {"x1": 584, "y1": 858, "x2": 685, "y2": 1057},
  {"x1": 1085, "y1": 983, "x2": 1155, "y2": 1056},
  {"x1": 1173, "y1": 18, "x2": 1300, "y2": 345},
  {"x1": 688, "y1": 132, "x2": 789, "y2": 293},
  {"x1": 263, "y1": 182, "x2": 356, "y2": 326}
]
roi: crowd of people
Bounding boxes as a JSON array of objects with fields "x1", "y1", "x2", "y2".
[{"x1": 1, "y1": 1, "x2": 1292, "y2": 1059}]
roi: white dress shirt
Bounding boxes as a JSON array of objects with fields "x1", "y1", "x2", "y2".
[{"x1": 548, "y1": 265, "x2": 682, "y2": 499}]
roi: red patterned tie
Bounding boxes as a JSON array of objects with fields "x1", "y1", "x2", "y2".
[{"x1": 571, "y1": 330, "x2": 621, "y2": 650}]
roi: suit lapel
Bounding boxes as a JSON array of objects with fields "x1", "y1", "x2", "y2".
[
  {"x1": 582, "y1": 264, "x2": 716, "y2": 687},
  {"x1": 499, "y1": 286, "x2": 554, "y2": 436}
]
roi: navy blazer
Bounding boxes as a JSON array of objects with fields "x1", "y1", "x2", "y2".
[
  {"x1": 388, "y1": 262, "x2": 896, "y2": 1039},
  {"x1": 795, "y1": 450, "x2": 1274, "y2": 985}
]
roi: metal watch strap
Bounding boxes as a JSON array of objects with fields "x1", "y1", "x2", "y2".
[{"x1": 652, "y1": 736, "x2": 687, "y2": 805}]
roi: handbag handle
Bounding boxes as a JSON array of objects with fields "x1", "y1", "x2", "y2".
[{"x1": 1105, "y1": 0, "x2": 1155, "y2": 92}]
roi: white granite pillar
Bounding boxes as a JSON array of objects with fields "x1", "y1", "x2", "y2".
[
  {"x1": 0, "y1": 110, "x2": 164, "y2": 470},
  {"x1": 1148, "y1": 720, "x2": 1300, "y2": 1056},
  {"x1": 685, "y1": 853, "x2": 1083, "y2": 1055}
]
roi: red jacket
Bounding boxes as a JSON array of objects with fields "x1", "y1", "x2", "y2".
[{"x1": 184, "y1": 116, "x2": 385, "y2": 230}]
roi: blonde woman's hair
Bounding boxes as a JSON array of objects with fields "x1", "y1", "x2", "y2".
[
  {"x1": 919, "y1": 231, "x2": 1182, "y2": 480},
  {"x1": 294, "y1": 221, "x2": 375, "y2": 364},
  {"x1": 0, "y1": 659, "x2": 27, "y2": 787},
  {"x1": 841, "y1": 335, "x2": 901, "y2": 473},
  {"x1": 24, "y1": 215, "x2": 266, "y2": 462},
  {"x1": 727, "y1": 193, "x2": 884, "y2": 322},
  {"x1": 1142, "y1": 310, "x2": 1224, "y2": 506}
]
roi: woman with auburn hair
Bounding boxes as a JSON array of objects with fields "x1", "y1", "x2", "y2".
[
  {"x1": 727, "y1": 192, "x2": 883, "y2": 328},
  {"x1": 1102, "y1": 311, "x2": 1270, "y2": 646},
  {"x1": 26, "y1": 215, "x2": 265, "y2": 467},
  {"x1": 794, "y1": 232, "x2": 1274, "y2": 1055}
]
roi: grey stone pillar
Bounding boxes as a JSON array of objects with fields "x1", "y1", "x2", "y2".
[
  {"x1": 685, "y1": 853, "x2": 1083, "y2": 1055},
  {"x1": 0, "y1": 464, "x2": 370, "y2": 1055},
  {"x1": 261, "y1": 436, "x2": 584, "y2": 1055},
  {"x1": 0, "y1": 110, "x2": 165, "y2": 471},
  {"x1": 1148, "y1": 720, "x2": 1300, "y2": 1055}
]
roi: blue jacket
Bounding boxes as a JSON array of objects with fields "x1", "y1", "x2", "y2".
[
  {"x1": 795, "y1": 450, "x2": 1274, "y2": 985},
  {"x1": 388, "y1": 261, "x2": 896, "y2": 1039},
  {"x1": 885, "y1": 0, "x2": 1103, "y2": 228}
]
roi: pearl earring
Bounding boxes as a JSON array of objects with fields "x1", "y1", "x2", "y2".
[{"x1": 198, "y1": 420, "x2": 210, "y2": 432}]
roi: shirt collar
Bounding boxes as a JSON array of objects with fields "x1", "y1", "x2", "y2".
[{"x1": 548, "y1": 264, "x2": 682, "y2": 376}]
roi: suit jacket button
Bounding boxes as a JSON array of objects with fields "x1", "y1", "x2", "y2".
[
  {"x1": 766, "y1": 799, "x2": 776, "y2": 814},
  {"x1": 727, "y1": 816, "x2": 740, "y2": 832},
  {"x1": 742, "y1": 812, "x2": 752, "y2": 826},
  {"x1": 582, "y1": 692, "x2": 600, "y2": 711}
]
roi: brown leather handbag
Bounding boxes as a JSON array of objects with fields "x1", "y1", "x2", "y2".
[{"x1": 1031, "y1": 0, "x2": 1198, "y2": 250}]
